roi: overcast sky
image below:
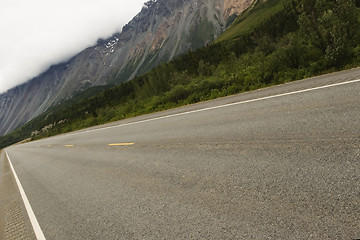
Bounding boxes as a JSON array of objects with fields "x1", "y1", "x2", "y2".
[{"x1": 0, "y1": 0, "x2": 146, "y2": 93}]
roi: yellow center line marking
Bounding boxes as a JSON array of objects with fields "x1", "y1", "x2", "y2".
[
  {"x1": 65, "y1": 145, "x2": 74, "y2": 147},
  {"x1": 109, "y1": 143, "x2": 135, "y2": 146}
]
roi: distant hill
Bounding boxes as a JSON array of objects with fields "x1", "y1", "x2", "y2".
[{"x1": 0, "y1": 0, "x2": 254, "y2": 136}]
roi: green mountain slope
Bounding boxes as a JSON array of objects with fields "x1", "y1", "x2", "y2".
[
  {"x1": 216, "y1": 0, "x2": 291, "y2": 42},
  {"x1": 1, "y1": 0, "x2": 360, "y2": 149}
]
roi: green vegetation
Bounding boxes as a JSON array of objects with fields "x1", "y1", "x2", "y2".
[{"x1": 1, "y1": 0, "x2": 360, "y2": 149}]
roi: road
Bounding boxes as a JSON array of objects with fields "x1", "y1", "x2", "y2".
[{"x1": 1, "y1": 68, "x2": 360, "y2": 239}]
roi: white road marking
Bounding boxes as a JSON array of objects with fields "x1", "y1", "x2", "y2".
[
  {"x1": 5, "y1": 150, "x2": 46, "y2": 240},
  {"x1": 71, "y1": 78, "x2": 360, "y2": 136}
]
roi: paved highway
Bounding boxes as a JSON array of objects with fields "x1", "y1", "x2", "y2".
[{"x1": 2, "y1": 68, "x2": 360, "y2": 239}]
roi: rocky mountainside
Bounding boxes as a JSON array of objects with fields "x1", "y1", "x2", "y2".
[{"x1": 0, "y1": 0, "x2": 254, "y2": 136}]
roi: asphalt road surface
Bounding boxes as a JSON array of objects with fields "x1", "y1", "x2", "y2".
[{"x1": 2, "y1": 68, "x2": 360, "y2": 239}]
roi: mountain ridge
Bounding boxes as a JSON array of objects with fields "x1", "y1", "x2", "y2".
[
  {"x1": 0, "y1": 0, "x2": 254, "y2": 136},
  {"x1": 1, "y1": 0, "x2": 359, "y2": 149}
]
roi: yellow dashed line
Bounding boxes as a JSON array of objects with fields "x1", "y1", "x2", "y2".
[
  {"x1": 65, "y1": 145, "x2": 74, "y2": 147},
  {"x1": 109, "y1": 143, "x2": 135, "y2": 146}
]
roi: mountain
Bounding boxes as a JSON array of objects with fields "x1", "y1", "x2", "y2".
[
  {"x1": 1, "y1": 0, "x2": 359, "y2": 149},
  {"x1": 0, "y1": 0, "x2": 254, "y2": 136}
]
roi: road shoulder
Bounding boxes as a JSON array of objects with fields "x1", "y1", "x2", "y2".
[{"x1": 0, "y1": 150, "x2": 36, "y2": 240}]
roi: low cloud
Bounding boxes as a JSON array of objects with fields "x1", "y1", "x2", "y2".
[{"x1": 0, "y1": 0, "x2": 145, "y2": 93}]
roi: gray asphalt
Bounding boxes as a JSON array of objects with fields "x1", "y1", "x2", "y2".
[{"x1": 4, "y1": 68, "x2": 360, "y2": 239}]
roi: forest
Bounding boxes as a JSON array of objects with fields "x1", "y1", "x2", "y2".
[{"x1": 1, "y1": 0, "x2": 359, "y2": 149}]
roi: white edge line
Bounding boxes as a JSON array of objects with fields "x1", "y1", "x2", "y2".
[
  {"x1": 71, "y1": 78, "x2": 360, "y2": 136},
  {"x1": 5, "y1": 150, "x2": 46, "y2": 240}
]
